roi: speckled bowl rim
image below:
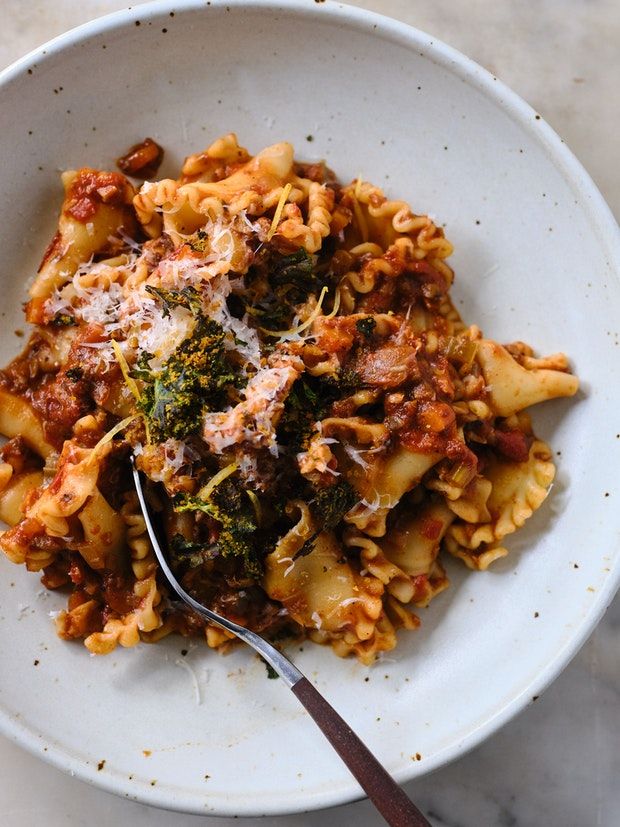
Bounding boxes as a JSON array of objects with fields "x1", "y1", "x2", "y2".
[{"x1": 0, "y1": 0, "x2": 619, "y2": 817}]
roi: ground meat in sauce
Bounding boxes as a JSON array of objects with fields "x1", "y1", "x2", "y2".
[
  {"x1": 353, "y1": 344, "x2": 421, "y2": 388},
  {"x1": 64, "y1": 169, "x2": 132, "y2": 223},
  {"x1": 116, "y1": 138, "x2": 164, "y2": 180},
  {"x1": 0, "y1": 436, "x2": 42, "y2": 473},
  {"x1": 29, "y1": 373, "x2": 94, "y2": 448}
]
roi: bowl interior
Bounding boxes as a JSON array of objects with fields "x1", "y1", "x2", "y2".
[{"x1": 0, "y1": 0, "x2": 619, "y2": 816}]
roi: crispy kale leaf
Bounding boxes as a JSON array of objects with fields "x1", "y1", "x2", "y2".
[
  {"x1": 292, "y1": 532, "x2": 319, "y2": 561},
  {"x1": 244, "y1": 248, "x2": 318, "y2": 331},
  {"x1": 173, "y1": 480, "x2": 261, "y2": 579},
  {"x1": 261, "y1": 658, "x2": 279, "y2": 679},
  {"x1": 277, "y1": 377, "x2": 323, "y2": 452},
  {"x1": 137, "y1": 288, "x2": 237, "y2": 440},
  {"x1": 277, "y1": 371, "x2": 363, "y2": 452},
  {"x1": 269, "y1": 248, "x2": 317, "y2": 304},
  {"x1": 311, "y1": 480, "x2": 358, "y2": 529},
  {"x1": 144, "y1": 284, "x2": 202, "y2": 316},
  {"x1": 187, "y1": 228, "x2": 210, "y2": 254},
  {"x1": 51, "y1": 313, "x2": 77, "y2": 327},
  {"x1": 289, "y1": 481, "x2": 358, "y2": 560},
  {"x1": 318, "y1": 368, "x2": 363, "y2": 399},
  {"x1": 65, "y1": 366, "x2": 84, "y2": 381}
]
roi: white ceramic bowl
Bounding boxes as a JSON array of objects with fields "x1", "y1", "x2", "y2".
[{"x1": 0, "y1": 0, "x2": 619, "y2": 817}]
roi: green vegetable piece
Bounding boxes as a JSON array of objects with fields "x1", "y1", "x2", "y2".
[
  {"x1": 292, "y1": 531, "x2": 319, "y2": 560},
  {"x1": 173, "y1": 480, "x2": 262, "y2": 579},
  {"x1": 51, "y1": 313, "x2": 76, "y2": 327},
  {"x1": 312, "y1": 480, "x2": 358, "y2": 529},
  {"x1": 261, "y1": 658, "x2": 279, "y2": 679},
  {"x1": 65, "y1": 367, "x2": 84, "y2": 381},
  {"x1": 169, "y1": 534, "x2": 213, "y2": 568},
  {"x1": 170, "y1": 534, "x2": 205, "y2": 554},
  {"x1": 144, "y1": 284, "x2": 203, "y2": 316},
  {"x1": 270, "y1": 248, "x2": 314, "y2": 288},
  {"x1": 187, "y1": 228, "x2": 209, "y2": 253},
  {"x1": 278, "y1": 371, "x2": 363, "y2": 453},
  {"x1": 319, "y1": 368, "x2": 363, "y2": 398},
  {"x1": 138, "y1": 312, "x2": 237, "y2": 441}
]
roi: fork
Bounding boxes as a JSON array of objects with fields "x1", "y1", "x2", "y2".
[{"x1": 132, "y1": 462, "x2": 430, "y2": 827}]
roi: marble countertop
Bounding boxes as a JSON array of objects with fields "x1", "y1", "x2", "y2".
[{"x1": 1, "y1": 2, "x2": 618, "y2": 825}]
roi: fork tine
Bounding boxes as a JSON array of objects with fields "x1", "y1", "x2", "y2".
[{"x1": 130, "y1": 458, "x2": 303, "y2": 686}]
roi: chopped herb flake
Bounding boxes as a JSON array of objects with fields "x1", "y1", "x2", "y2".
[
  {"x1": 356, "y1": 316, "x2": 376, "y2": 338},
  {"x1": 312, "y1": 481, "x2": 357, "y2": 529}
]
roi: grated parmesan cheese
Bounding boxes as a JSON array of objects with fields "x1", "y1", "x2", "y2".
[
  {"x1": 346, "y1": 492, "x2": 394, "y2": 520},
  {"x1": 237, "y1": 452, "x2": 259, "y2": 485},
  {"x1": 42, "y1": 210, "x2": 260, "y2": 378},
  {"x1": 297, "y1": 430, "x2": 340, "y2": 477},
  {"x1": 341, "y1": 442, "x2": 385, "y2": 471},
  {"x1": 162, "y1": 438, "x2": 198, "y2": 474},
  {"x1": 202, "y1": 360, "x2": 301, "y2": 456},
  {"x1": 174, "y1": 657, "x2": 203, "y2": 705}
]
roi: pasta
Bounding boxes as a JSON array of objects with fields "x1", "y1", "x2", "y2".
[{"x1": 0, "y1": 135, "x2": 579, "y2": 664}]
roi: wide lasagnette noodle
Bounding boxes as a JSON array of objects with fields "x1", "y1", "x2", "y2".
[{"x1": 0, "y1": 135, "x2": 579, "y2": 663}]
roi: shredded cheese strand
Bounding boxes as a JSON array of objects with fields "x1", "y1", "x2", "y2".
[
  {"x1": 351, "y1": 194, "x2": 369, "y2": 243},
  {"x1": 197, "y1": 462, "x2": 239, "y2": 501},
  {"x1": 111, "y1": 340, "x2": 141, "y2": 402},
  {"x1": 87, "y1": 414, "x2": 139, "y2": 464},
  {"x1": 324, "y1": 286, "x2": 341, "y2": 319},
  {"x1": 354, "y1": 174, "x2": 363, "y2": 200},
  {"x1": 266, "y1": 182, "x2": 292, "y2": 241},
  {"x1": 261, "y1": 285, "x2": 329, "y2": 337},
  {"x1": 245, "y1": 489, "x2": 262, "y2": 526},
  {"x1": 111, "y1": 340, "x2": 152, "y2": 444}
]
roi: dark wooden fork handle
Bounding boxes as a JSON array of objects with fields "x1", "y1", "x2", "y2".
[{"x1": 292, "y1": 677, "x2": 430, "y2": 826}]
